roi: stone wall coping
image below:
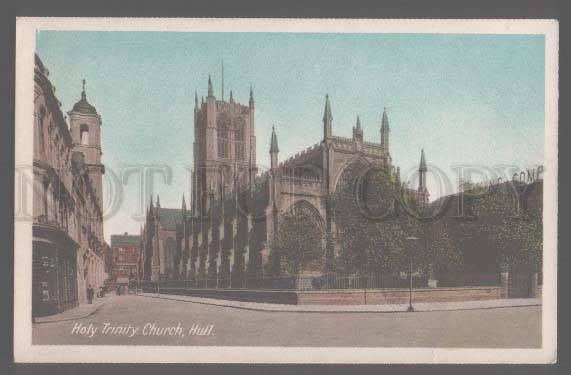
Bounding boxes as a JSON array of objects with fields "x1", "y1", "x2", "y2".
[
  {"x1": 295, "y1": 286, "x2": 502, "y2": 294},
  {"x1": 166, "y1": 286, "x2": 501, "y2": 294}
]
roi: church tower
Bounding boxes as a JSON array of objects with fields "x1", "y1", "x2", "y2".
[
  {"x1": 68, "y1": 80, "x2": 105, "y2": 208},
  {"x1": 193, "y1": 74, "x2": 257, "y2": 216}
]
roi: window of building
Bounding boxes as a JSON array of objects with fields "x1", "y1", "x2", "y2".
[
  {"x1": 80, "y1": 124, "x2": 89, "y2": 145},
  {"x1": 36, "y1": 107, "x2": 46, "y2": 158},
  {"x1": 218, "y1": 123, "x2": 229, "y2": 158},
  {"x1": 235, "y1": 123, "x2": 245, "y2": 160}
]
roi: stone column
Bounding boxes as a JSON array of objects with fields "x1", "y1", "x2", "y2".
[
  {"x1": 427, "y1": 263, "x2": 438, "y2": 288},
  {"x1": 99, "y1": 260, "x2": 103, "y2": 289},
  {"x1": 260, "y1": 245, "x2": 269, "y2": 267},
  {"x1": 94, "y1": 260, "x2": 99, "y2": 293},
  {"x1": 206, "y1": 226, "x2": 213, "y2": 269},
  {"x1": 324, "y1": 195, "x2": 336, "y2": 273},
  {"x1": 97, "y1": 260, "x2": 101, "y2": 290},
  {"x1": 244, "y1": 214, "x2": 253, "y2": 274},
  {"x1": 530, "y1": 271, "x2": 538, "y2": 298},
  {"x1": 229, "y1": 218, "x2": 236, "y2": 272},
  {"x1": 95, "y1": 258, "x2": 98, "y2": 289},
  {"x1": 90, "y1": 257, "x2": 94, "y2": 290},
  {"x1": 500, "y1": 266, "x2": 509, "y2": 299}
]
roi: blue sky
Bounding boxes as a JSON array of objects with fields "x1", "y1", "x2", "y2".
[{"x1": 36, "y1": 32, "x2": 545, "y2": 241}]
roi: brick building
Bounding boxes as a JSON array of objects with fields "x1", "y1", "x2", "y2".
[{"x1": 110, "y1": 233, "x2": 143, "y2": 289}]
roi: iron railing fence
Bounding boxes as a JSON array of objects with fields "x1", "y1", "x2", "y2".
[
  {"x1": 134, "y1": 271, "x2": 500, "y2": 293},
  {"x1": 436, "y1": 271, "x2": 500, "y2": 287}
]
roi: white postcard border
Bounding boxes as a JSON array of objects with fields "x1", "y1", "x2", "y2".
[{"x1": 14, "y1": 17, "x2": 558, "y2": 364}]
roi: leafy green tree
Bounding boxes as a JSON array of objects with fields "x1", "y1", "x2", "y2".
[
  {"x1": 332, "y1": 165, "x2": 427, "y2": 274},
  {"x1": 332, "y1": 163, "x2": 465, "y2": 276},
  {"x1": 421, "y1": 221, "x2": 462, "y2": 274},
  {"x1": 466, "y1": 182, "x2": 542, "y2": 270},
  {"x1": 493, "y1": 212, "x2": 542, "y2": 268},
  {"x1": 269, "y1": 211, "x2": 322, "y2": 275}
]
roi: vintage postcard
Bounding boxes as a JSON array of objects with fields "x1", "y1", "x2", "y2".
[{"x1": 14, "y1": 18, "x2": 558, "y2": 363}]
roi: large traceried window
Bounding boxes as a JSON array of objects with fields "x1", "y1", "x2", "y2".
[
  {"x1": 234, "y1": 119, "x2": 245, "y2": 160},
  {"x1": 217, "y1": 123, "x2": 229, "y2": 159}
]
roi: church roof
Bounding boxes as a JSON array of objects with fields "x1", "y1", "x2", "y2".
[
  {"x1": 72, "y1": 98, "x2": 97, "y2": 114},
  {"x1": 157, "y1": 208, "x2": 183, "y2": 230}
]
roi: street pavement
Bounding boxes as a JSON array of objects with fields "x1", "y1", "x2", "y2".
[
  {"x1": 32, "y1": 294, "x2": 542, "y2": 347},
  {"x1": 34, "y1": 295, "x2": 111, "y2": 323},
  {"x1": 137, "y1": 292, "x2": 541, "y2": 313}
]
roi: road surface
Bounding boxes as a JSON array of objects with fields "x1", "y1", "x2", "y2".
[{"x1": 33, "y1": 295, "x2": 541, "y2": 347}]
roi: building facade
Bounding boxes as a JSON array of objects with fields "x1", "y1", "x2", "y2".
[
  {"x1": 32, "y1": 54, "x2": 108, "y2": 316},
  {"x1": 142, "y1": 198, "x2": 187, "y2": 281},
  {"x1": 109, "y1": 233, "x2": 143, "y2": 288},
  {"x1": 142, "y1": 76, "x2": 428, "y2": 284}
]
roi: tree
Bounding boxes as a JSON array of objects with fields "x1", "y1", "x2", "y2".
[
  {"x1": 269, "y1": 211, "x2": 322, "y2": 275},
  {"x1": 422, "y1": 221, "x2": 462, "y2": 274},
  {"x1": 494, "y1": 212, "x2": 542, "y2": 269},
  {"x1": 332, "y1": 163, "x2": 464, "y2": 276},
  {"x1": 332, "y1": 165, "x2": 425, "y2": 274},
  {"x1": 467, "y1": 181, "x2": 542, "y2": 270}
]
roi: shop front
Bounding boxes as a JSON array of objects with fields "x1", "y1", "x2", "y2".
[{"x1": 32, "y1": 224, "x2": 79, "y2": 317}]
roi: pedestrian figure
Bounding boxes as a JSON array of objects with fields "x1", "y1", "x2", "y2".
[{"x1": 87, "y1": 284, "x2": 94, "y2": 304}]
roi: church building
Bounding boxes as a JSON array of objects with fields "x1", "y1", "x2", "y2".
[{"x1": 142, "y1": 74, "x2": 429, "y2": 284}]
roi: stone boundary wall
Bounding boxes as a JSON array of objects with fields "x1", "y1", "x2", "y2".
[
  {"x1": 153, "y1": 286, "x2": 504, "y2": 305},
  {"x1": 154, "y1": 288, "x2": 299, "y2": 304},
  {"x1": 297, "y1": 286, "x2": 502, "y2": 305}
]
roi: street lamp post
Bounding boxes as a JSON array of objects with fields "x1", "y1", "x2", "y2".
[
  {"x1": 363, "y1": 274, "x2": 367, "y2": 305},
  {"x1": 405, "y1": 236, "x2": 419, "y2": 312}
]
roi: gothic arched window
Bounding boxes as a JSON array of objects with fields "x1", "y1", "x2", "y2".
[
  {"x1": 234, "y1": 119, "x2": 245, "y2": 160},
  {"x1": 217, "y1": 122, "x2": 229, "y2": 158}
]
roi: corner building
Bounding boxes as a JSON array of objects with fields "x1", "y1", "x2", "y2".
[{"x1": 32, "y1": 55, "x2": 108, "y2": 316}]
